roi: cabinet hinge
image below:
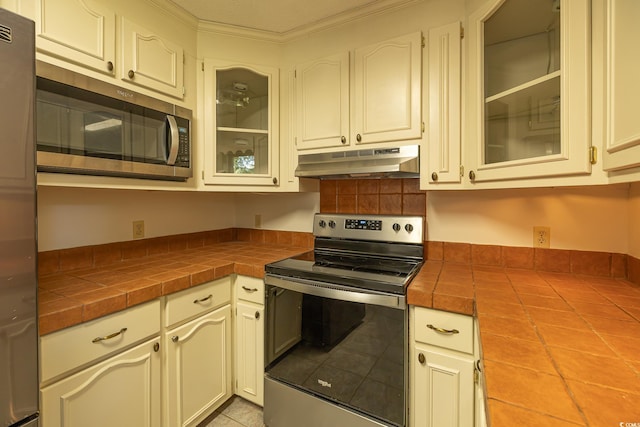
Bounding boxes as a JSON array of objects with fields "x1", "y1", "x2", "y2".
[
  {"x1": 460, "y1": 26, "x2": 465, "y2": 39},
  {"x1": 421, "y1": 122, "x2": 425, "y2": 133},
  {"x1": 474, "y1": 368, "x2": 479, "y2": 384},
  {"x1": 459, "y1": 165, "x2": 464, "y2": 178},
  {"x1": 294, "y1": 136, "x2": 298, "y2": 147},
  {"x1": 201, "y1": 62, "x2": 204, "y2": 72},
  {"x1": 201, "y1": 170, "x2": 204, "y2": 180},
  {"x1": 294, "y1": 69, "x2": 297, "y2": 78},
  {"x1": 589, "y1": 146, "x2": 598, "y2": 164},
  {"x1": 421, "y1": 35, "x2": 425, "y2": 48}
]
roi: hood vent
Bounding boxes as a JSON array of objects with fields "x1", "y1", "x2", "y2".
[{"x1": 295, "y1": 145, "x2": 419, "y2": 179}]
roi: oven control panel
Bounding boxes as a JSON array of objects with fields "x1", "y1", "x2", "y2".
[{"x1": 314, "y1": 214, "x2": 423, "y2": 244}]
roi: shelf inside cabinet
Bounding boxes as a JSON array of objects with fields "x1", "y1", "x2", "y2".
[
  {"x1": 217, "y1": 127, "x2": 268, "y2": 135},
  {"x1": 486, "y1": 70, "x2": 560, "y2": 104}
]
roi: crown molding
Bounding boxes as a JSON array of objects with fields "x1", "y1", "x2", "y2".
[{"x1": 197, "y1": 0, "x2": 424, "y2": 43}]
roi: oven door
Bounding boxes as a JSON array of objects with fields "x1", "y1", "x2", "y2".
[{"x1": 264, "y1": 274, "x2": 407, "y2": 427}]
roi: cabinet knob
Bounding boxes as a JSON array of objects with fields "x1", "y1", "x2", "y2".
[
  {"x1": 273, "y1": 177, "x2": 278, "y2": 185},
  {"x1": 171, "y1": 335, "x2": 179, "y2": 343},
  {"x1": 418, "y1": 353, "x2": 425, "y2": 364},
  {"x1": 255, "y1": 311, "x2": 260, "y2": 320},
  {"x1": 356, "y1": 133, "x2": 362, "y2": 142},
  {"x1": 340, "y1": 136, "x2": 346, "y2": 144},
  {"x1": 107, "y1": 61, "x2": 114, "y2": 72},
  {"x1": 153, "y1": 342, "x2": 160, "y2": 352},
  {"x1": 469, "y1": 170, "x2": 476, "y2": 181},
  {"x1": 128, "y1": 69, "x2": 135, "y2": 79},
  {"x1": 431, "y1": 172, "x2": 438, "y2": 181}
]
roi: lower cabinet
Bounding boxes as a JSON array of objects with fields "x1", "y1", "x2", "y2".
[
  {"x1": 410, "y1": 306, "x2": 477, "y2": 427},
  {"x1": 233, "y1": 275, "x2": 265, "y2": 406},
  {"x1": 164, "y1": 278, "x2": 233, "y2": 427},
  {"x1": 40, "y1": 337, "x2": 162, "y2": 427},
  {"x1": 165, "y1": 305, "x2": 232, "y2": 427}
]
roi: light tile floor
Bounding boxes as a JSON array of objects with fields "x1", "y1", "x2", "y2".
[{"x1": 199, "y1": 396, "x2": 264, "y2": 427}]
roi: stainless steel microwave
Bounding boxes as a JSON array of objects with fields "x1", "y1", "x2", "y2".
[{"x1": 35, "y1": 62, "x2": 192, "y2": 181}]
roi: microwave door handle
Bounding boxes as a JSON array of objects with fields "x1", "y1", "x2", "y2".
[{"x1": 166, "y1": 115, "x2": 179, "y2": 165}]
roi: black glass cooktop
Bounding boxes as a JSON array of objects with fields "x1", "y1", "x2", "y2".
[{"x1": 265, "y1": 250, "x2": 422, "y2": 295}]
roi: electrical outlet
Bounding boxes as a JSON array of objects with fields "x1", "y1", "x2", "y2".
[
  {"x1": 133, "y1": 220, "x2": 145, "y2": 239},
  {"x1": 533, "y1": 226, "x2": 550, "y2": 248},
  {"x1": 254, "y1": 214, "x2": 262, "y2": 229}
]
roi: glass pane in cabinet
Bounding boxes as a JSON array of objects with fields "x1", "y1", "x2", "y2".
[
  {"x1": 216, "y1": 130, "x2": 269, "y2": 175},
  {"x1": 483, "y1": 0, "x2": 561, "y2": 164},
  {"x1": 215, "y1": 67, "x2": 269, "y2": 176}
]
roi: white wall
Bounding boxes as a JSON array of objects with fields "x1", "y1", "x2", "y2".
[
  {"x1": 37, "y1": 187, "x2": 236, "y2": 251},
  {"x1": 234, "y1": 192, "x2": 319, "y2": 232},
  {"x1": 426, "y1": 184, "x2": 631, "y2": 253}
]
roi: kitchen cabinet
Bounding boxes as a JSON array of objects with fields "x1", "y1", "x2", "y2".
[
  {"x1": 234, "y1": 276, "x2": 265, "y2": 406},
  {"x1": 426, "y1": 21, "x2": 463, "y2": 186},
  {"x1": 120, "y1": 17, "x2": 184, "y2": 98},
  {"x1": 601, "y1": 0, "x2": 640, "y2": 172},
  {"x1": 465, "y1": 0, "x2": 591, "y2": 183},
  {"x1": 34, "y1": 0, "x2": 185, "y2": 98},
  {"x1": 164, "y1": 278, "x2": 233, "y2": 427},
  {"x1": 203, "y1": 59, "x2": 280, "y2": 186},
  {"x1": 410, "y1": 306, "x2": 476, "y2": 427},
  {"x1": 39, "y1": 300, "x2": 161, "y2": 427},
  {"x1": 295, "y1": 32, "x2": 422, "y2": 150},
  {"x1": 35, "y1": 0, "x2": 116, "y2": 75}
]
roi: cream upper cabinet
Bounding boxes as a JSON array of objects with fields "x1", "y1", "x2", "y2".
[
  {"x1": 36, "y1": 0, "x2": 116, "y2": 75},
  {"x1": 602, "y1": 0, "x2": 640, "y2": 172},
  {"x1": 296, "y1": 52, "x2": 350, "y2": 150},
  {"x1": 426, "y1": 21, "x2": 463, "y2": 186},
  {"x1": 466, "y1": 0, "x2": 591, "y2": 183},
  {"x1": 203, "y1": 59, "x2": 280, "y2": 186},
  {"x1": 120, "y1": 17, "x2": 184, "y2": 98},
  {"x1": 35, "y1": 0, "x2": 185, "y2": 98},
  {"x1": 354, "y1": 32, "x2": 422, "y2": 145},
  {"x1": 295, "y1": 32, "x2": 422, "y2": 151}
]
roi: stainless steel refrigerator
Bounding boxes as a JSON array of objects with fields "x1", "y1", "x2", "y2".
[{"x1": 0, "y1": 8, "x2": 39, "y2": 427}]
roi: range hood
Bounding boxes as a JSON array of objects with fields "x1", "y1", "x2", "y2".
[{"x1": 295, "y1": 145, "x2": 419, "y2": 179}]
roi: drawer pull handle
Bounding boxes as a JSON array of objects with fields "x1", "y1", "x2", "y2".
[
  {"x1": 242, "y1": 286, "x2": 258, "y2": 293},
  {"x1": 427, "y1": 324, "x2": 459, "y2": 335},
  {"x1": 193, "y1": 294, "x2": 213, "y2": 304},
  {"x1": 92, "y1": 327, "x2": 127, "y2": 343}
]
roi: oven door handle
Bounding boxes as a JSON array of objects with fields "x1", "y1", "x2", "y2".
[{"x1": 265, "y1": 274, "x2": 405, "y2": 309}]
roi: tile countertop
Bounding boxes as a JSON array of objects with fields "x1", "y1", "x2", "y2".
[
  {"x1": 408, "y1": 261, "x2": 640, "y2": 427},
  {"x1": 39, "y1": 246, "x2": 640, "y2": 426},
  {"x1": 38, "y1": 241, "x2": 310, "y2": 336}
]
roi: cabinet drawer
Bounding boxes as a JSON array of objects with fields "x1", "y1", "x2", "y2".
[
  {"x1": 413, "y1": 307, "x2": 474, "y2": 354},
  {"x1": 40, "y1": 299, "x2": 160, "y2": 384},
  {"x1": 165, "y1": 277, "x2": 231, "y2": 327},
  {"x1": 235, "y1": 276, "x2": 264, "y2": 305}
]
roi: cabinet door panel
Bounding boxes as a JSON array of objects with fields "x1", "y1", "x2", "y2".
[
  {"x1": 427, "y1": 22, "x2": 462, "y2": 185},
  {"x1": 412, "y1": 344, "x2": 474, "y2": 427},
  {"x1": 40, "y1": 338, "x2": 161, "y2": 427},
  {"x1": 235, "y1": 302, "x2": 264, "y2": 405},
  {"x1": 296, "y1": 52, "x2": 350, "y2": 150},
  {"x1": 37, "y1": 0, "x2": 115, "y2": 75},
  {"x1": 121, "y1": 17, "x2": 184, "y2": 98},
  {"x1": 603, "y1": 0, "x2": 640, "y2": 171},
  {"x1": 354, "y1": 32, "x2": 422, "y2": 144},
  {"x1": 166, "y1": 305, "x2": 232, "y2": 427}
]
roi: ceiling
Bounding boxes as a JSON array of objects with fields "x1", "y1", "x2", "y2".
[{"x1": 169, "y1": 0, "x2": 415, "y2": 34}]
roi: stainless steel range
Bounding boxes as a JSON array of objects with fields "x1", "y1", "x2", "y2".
[{"x1": 264, "y1": 213, "x2": 424, "y2": 427}]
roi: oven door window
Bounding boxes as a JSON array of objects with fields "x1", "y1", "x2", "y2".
[{"x1": 265, "y1": 285, "x2": 406, "y2": 427}]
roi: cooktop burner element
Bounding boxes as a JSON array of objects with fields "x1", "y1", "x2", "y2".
[{"x1": 265, "y1": 213, "x2": 424, "y2": 295}]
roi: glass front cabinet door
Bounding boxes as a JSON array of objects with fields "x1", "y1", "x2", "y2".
[
  {"x1": 203, "y1": 60, "x2": 279, "y2": 186},
  {"x1": 466, "y1": 0, "x2": 591, "y2": 183}
]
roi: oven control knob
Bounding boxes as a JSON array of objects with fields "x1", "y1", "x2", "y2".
[
  {"x1": 405, "y1": 224, "x2": 414, "y2": 233},
  {"x1": 328, "y1": 220, "x2": 336, "y2": 229},
  {"x1": 392, "y1": 223, "x2": 401, "y2": 232},
  {"x1": 318, "y1": 220, "x2": 326, "y2": 228}
]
